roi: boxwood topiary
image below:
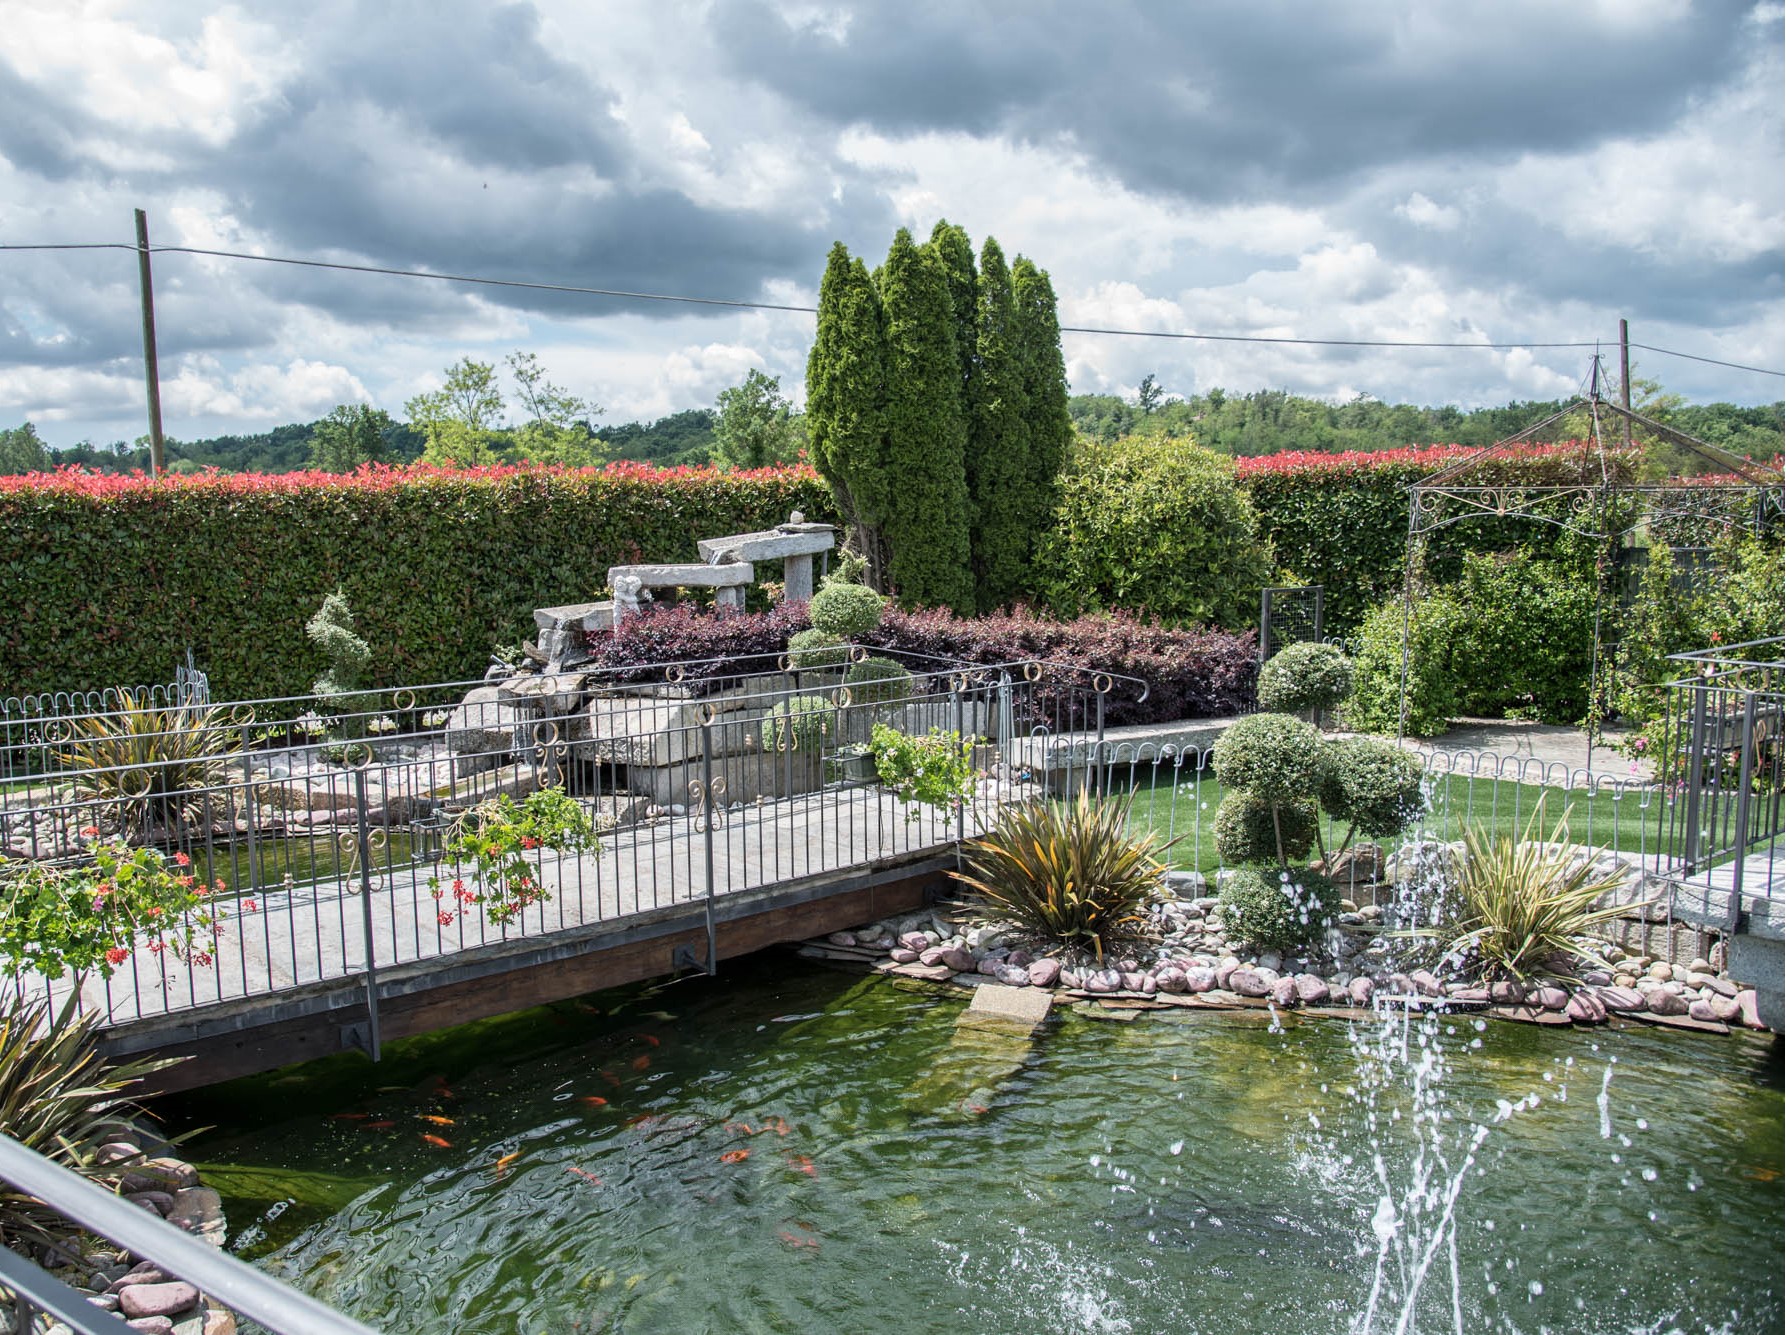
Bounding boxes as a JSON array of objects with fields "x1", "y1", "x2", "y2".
[
  {"x1": 842, "y1": 655, "x2": 913, "y2": 704},
  {"x1": 1317, "y1": 737, "x2": 1426, "y2": 840},
  {"x1": 787, "y1": 628, "x2": 849, "y2": 669},
  {"x1": 1213, "y1": 791, "x2": 1319, "y2": 866},
  {"x1": 1256, "y1": 641, "x2": 1354, "y2": 716},
  {"x1": 760, "y1": 695, "x2": 836, "y2": 752},
  {"x1": 809, "y1": 582, "x2": 887, "y2": 639},
  {"x1": 1210, "y1": 713, "x2": 1327, "y2": 804},
  {"x1": 1218, "y1": 866, "x2": 1342, "y2": 953}
]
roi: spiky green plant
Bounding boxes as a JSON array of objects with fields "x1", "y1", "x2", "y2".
[
  {"x1": 0, "y1": 994, "x2": 172, "y2": 1249},
  {"x1": 1441, "y1": 806, "x2": 1639, "y2": 983},
  {"x1": 953, "y1": 790, "x2": 1170, "y2": 961},
  {"x1": 57, "y1": 690, "x2": 239, "y2": 840}
]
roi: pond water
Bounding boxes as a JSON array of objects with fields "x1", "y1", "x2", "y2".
[{"x1": 171, "y1": 956, "x2": 1783, "y2": 1335}]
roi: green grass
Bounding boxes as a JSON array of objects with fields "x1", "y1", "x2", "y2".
[
  {"x1": 1112, "y1": 766, "x2": 1664, "y2": 877},
  {"x1": 191, "y1": 829, "x2": 427, "y2": 899}
]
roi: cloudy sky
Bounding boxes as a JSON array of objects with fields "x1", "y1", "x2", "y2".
[{"x1": 1, "y1": 0, "x2": 1781, "y2": 449}]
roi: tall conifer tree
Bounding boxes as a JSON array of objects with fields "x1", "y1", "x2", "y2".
[
  {"x1": 806, "y1": 244, "x2": 891, "y2": 584},
  {"x1": 967, "y1": 238, "x2": 1034, "y2": 610},
  {"x1": 927, "y1": 220, "x2": 979, "y2": 409},
  {"x1": 876, "y1": 229, "x2": 974, "y2": 611},
  {"x1": 1011, "y1": 257, "x2": 1074, "y2": 570}
]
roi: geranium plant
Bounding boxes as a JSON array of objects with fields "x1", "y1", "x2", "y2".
[
  {"x1": 0, "y1": 839, "x2": 228, "y2": 983},
  {"x1": 869, "y1": 724, "x2": 977, "y2": 821},
  {"x1": 429, "y1": 787, "x2": 599, "y2": 926}
]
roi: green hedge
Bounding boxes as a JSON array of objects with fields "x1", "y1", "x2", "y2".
[{"x1": 0, "y1": 463, "x2": 836, "y2": 699}]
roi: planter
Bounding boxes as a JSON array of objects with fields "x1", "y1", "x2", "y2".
[{"x1": 828, "y1": 746, "x2": 878, "y2": 786}]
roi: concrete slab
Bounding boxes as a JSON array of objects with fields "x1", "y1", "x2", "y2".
[
  {"x1": 965, "y1": 983, "x2": 1053, "y2": 1032},
  {"x1": 608, "y1": 561, "x2": 754, "y2": 589}
]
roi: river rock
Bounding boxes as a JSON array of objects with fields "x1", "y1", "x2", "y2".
[
  {"x1": 1487, "y1": 980, "x2": 1525, "y2": 1005},
  {"x1": 1735, "y1": 990, "x2": 1767, "y2": 1029},
  {"x1": 96, "y1": 1142, "x2": 142, "y2": 1166},
  {"x1": 888, "y1": 948, "x2": 919, "y2": 965},
  {"x1": 1230, "y1": 969, "x2": 1270, "y2": 998},
  {"x1": 826, "y1": 931, "x2": 857, "y2": 948},
  {"x1": 1085, "y1": 969, "x2": 1123, "y2": 994},
  {"x1": 1565, "y1": 991, "x2": 1607, "y2": 1023},
  {"x1": 1215, "y1": 959, "x2": 1240, "y2": 990},
  {"x1": 1646, "y1": 961, "x2": 1674, "y2": 982},
  {"x1": 1028, "y1": 958, "x2": 1062, "y2": 988},
  {"x1": 1269, "y1": 977, "x2": 1299, "y2": 1006},
  {"x1": 1647, "y1": 990, "x2": 1690, "y2": 1016},
  {"x1": 119, "y1": 1283, "x2": 200, "y2": 1320},
  {"x1": 1695, "y1": 974, "x2": 1739, "y2": 999},
  {"x1": 120, "y1": 1160, "x2": 198, "y2": 1195},
  {"x1": 124, "y1": 1192, "x2": 174, "y2": 1217},
  {"x1": 996, "y1": 964, "x2": 1032, "y2": 986},
  {"x1": 1687, "y1": 999, "x2": 1723, "y2": 1023},
  {"x1": 1447, "y1": 986, "x2": 1491, "y2": 1004},
  {"x1": 976, "y1": 957, "x2": 1003, "y2": 977},
  {"x1": 1156, "y1": 968, "x2": 1188, "y2": 994},
  {"x1": 1185, "y1": 966, "x2": 1216, "y2": 993},
  {"x1": 1706, "y1": 994, "x2": 1741, "y2": 1023},
  {"x1": 1349, "y1": 977, "x2": 1375, "y2": 1006},
  {"x1": 918, "y1": 946, "x2": 946, "y2": 967},
  {"x1": 125, "y1": 1318, "x2": 176, "y2": 1335},
  {"x1": 899, "y1": 932, "x2": 933, "y2": 952},
  {"x1": 1293, "y1": 974, "x2": 1330, "y2": 1005},
  {"x1": 1410, "y1": 970, "x2": 1444, "y2": 998},
  {"x1": 1596, "y1": 986, "x2": 1646, "y2": 1012},
  {"x1": 939, "y1": 947, "x2": 975, "y2": 973},
  {"x1": 1531, "y1": 986, "x2": 1569, "y2": 1012},
  {"x1": 1006, "y1": 950, "x2": 1032, "y2": 968}
]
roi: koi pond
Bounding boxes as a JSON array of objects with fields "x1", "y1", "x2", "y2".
[{"x1": 170, "y1": 956, "x2": 1783, "y2": 1335}]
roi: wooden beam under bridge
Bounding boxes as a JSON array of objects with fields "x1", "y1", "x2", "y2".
[{"x1": 100, "y1": 857, "x2": 952, "y2": 1096}]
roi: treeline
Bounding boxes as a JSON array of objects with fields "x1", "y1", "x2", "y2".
[{"x1": 1070, "y1": 382, "x2": 1784, "y2": 462}]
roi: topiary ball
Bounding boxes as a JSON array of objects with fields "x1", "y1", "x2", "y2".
[
  {"x1": 1218, "y1": 866, "x2": 1341, "y2": 953},
  {"x1": 1211, "y1": 713, "x2": 1326, "y2": 804},
  {"x1": 1317, "y1": 737, "x2": 1426, "y2": 838},
  {"x1": 1257, "y1": 641, "x2": 1354, "y2": 716},
  {"x1": 760, "y1": 695, "x2": 836, "y2": 751},
  {"x1": 1213, "y1": 791, "x2": 1319, "y2": 865},
  {"x1": 787, "y1": 628, "x2": 849, "y2": 670},
  {"x1": 842, "y1": 655, "x2": 913, "y2": 705},
  {"x1": 809, "y1": 582, "x2": 886, "y2": 639}
]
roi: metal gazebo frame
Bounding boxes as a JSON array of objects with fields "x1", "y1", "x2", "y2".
[{"x1": 1397, "y1": 367, "x2": 1784, "y2": 766}]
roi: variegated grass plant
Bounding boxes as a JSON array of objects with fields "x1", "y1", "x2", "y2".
[
  {"x1": 56, "y1": 689, "x2": 240, "y2": 841},
  {"x1": 953, "y1": 789, "x2": 1173, "y2": 963}
]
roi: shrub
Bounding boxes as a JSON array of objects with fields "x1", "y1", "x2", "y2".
[
  {"x1": 1343, "y1": 592, "x2": 1463, "y2": 737},
  {"x1": 787, "y1": 628, "x2": 849, "y2": 670},
  {"x1": 1256, "y1": 641, "x2": 1353, "y2": 715},
  {"x1": 809, "y1": 581, "x2": 887, "y2": 638},
  {"x1": 428, "y1": 787, "x2": 598, "y2": 927},
  {"x1": 0, "y1": 995, "x2": 168, "y2": 1250},
  {"x1": 1213, "y1": 791, "x2": 1318, "y2": 865},
  {"x1": 1210, "y1": 713, "x2": 1327, "y2": 806},
  {"x1": 842, "y1": 656, "x2": 913, "y2": 704},
  {"x1": 0, "y1": 462, "x2": 836, "y2": 698},
  {"x1": 1317, "y1": 738, "x2": 1426, "y2": 841},
  {"x1": 761, "y1": 695, "x2": 837, "y2": 752},
  {"x1": 56, "y1": 690, "x2": 241, "y2": 840},
  {"x1": 1036, "y1": 436, "x2": 1273, "y2": 629},
  {"x1": 308, "y1": 588, "x2": 372, "y2": 739},
  {"x1": 1438, "y1": 808, "x2": 1635, "y2": 983},
  {"x1": 953, "y1": 789, "x2": 1168, "y2": 960},
  {"x1": 1218, "y1": 866, "x2": 1342, "y2": 953}
]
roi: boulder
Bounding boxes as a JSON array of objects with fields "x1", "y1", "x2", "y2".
[
  {"x1": 1269, "y1": 977, "x2": 1299, "y2": 1007},
  {"x1": 119, "y1": 1282, "x2": 200, "y2": 1320},
  {"x1": 1229, "y1": 969, "x2": 1270, "y2": 998},
  {"x1": 1293, "y1": 973, "x2": 1330, "y2": 1005},
  {"x1": 1597, "y1": 986, "x2": 1646, "y2": 1012},
  {"x1": 1027, "y1": 958, "x2": 1062, "y2": 988},
  {"x1": 1564, "y1": 991, "x2": 1607, "y2": 1023}
]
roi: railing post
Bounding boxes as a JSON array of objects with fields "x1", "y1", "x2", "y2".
[
  {"x1": 352, "y1": 764, "x2": 381, "y2": 1061},
  {"x1": 952, "y1": 679, "x2": 966, "y2": 846},
  {"x1": 1727, "y1": 691, "x2": 1759, "y2": 930},
  {"x1": 700, "y1": 715, "x2": 717, "y2": 974},
  {"x1": 1681, "y1": 679, "x2": 1709, "y2": 874}
]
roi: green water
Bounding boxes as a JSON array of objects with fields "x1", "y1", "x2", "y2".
[{"x1": 171, "y1": 957, "x2": 1784, "y2": 1335}]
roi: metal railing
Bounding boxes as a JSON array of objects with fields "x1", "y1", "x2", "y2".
[
  {"x1": 1654, "y1": 638, "x2": 1784, "y2": 921},
  {"x1": 1, "y1": 660, "x2": 209, "y2": 785},
  {"x1": 0, "y1": 652, "x2": 1143, "y2": 1037},
  {"x1": 0, "y1": 1133, "x2": 376, "y2": 1334}
]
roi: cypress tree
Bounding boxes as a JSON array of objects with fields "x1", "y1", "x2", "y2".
[
  {"x1": 967, "y1": 238, "x2": 1034, "y2": 611},
  {"x1": 806, "y1": 243, "x2": 891, "y2": 585},
  {"x1": 926, "y1": 220, "x2": 979, "y2": 408},
  {"x1": 1011, "y1": 256, "x2": 1074, "y2": 570},
  {"x1": 876, "y1": 228, "x2": 974, "y2": 611}
]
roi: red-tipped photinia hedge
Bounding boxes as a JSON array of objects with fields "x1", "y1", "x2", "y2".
[{"x1": 0, "y1": 462, "x2": 836, "y2": 698}]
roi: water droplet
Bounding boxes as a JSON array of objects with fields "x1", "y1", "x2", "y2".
[
  {"x1": 1168, "y1": 1140, "x2": 1183, "y2": 1156},
  {"x1": 1529, "y1": 1280, "x2": 1544, "y2": 1297}
]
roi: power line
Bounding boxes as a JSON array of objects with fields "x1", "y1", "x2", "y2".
[{"x1": 1, "y1": 238, "x2": 1780, "y2": 374}]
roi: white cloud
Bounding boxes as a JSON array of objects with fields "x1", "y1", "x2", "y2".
[{"x1": 1397, "y1": 192, "x2": 1461, "y2": 231}]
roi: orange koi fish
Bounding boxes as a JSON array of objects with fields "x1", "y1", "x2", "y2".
[
  {"x1": 327, "y1": 1112, "x2": 367, "y2": 1122},
  {"x1": 776, "y1": 1231, "x2": 820, "y2": 1250},
  {"x1": 724, "y1": 1121, "x2": 755, "y2": 1136},
  {"x1": 768, "y1": 1117, "x2": 792, "y2": 1137},
  {"x1": 630, "y1": 1054, "x2": 651, "y2": 1072},
  {"x1": 494, "y1": 1152, "x2": 521, "y2": 1174},
  {"x1": 566, "y1": 1166, "x2": 603, "y2": 1184},
  {"x1": 363, "y1": 1121, "x2": 396, "y2": 1130},
  {"x1": 623, "y1": 1112, "x2": 660, "y2": 1129},
  {"x1": 418, "y1": 1115, "x2": 455, "y2": 1126},
  {"x1": 636, "y1": 1033, "x2": 660, "y2": 1047},
  {"x1": 421, "y1": 1133, "x2": 452, "y2": 1149},
  {"x1": 787, "y1": 1154, "x2": 816, "y2": 1177},
  {"x1": 579, "y1": 1095, "x2": 609, "y2": 1107},
  {"x1": 719, "y1": 1148, "x2": 750, "y2": 1165},
  {"x1": 598, "y1": 1069, "x2": 621, "y2": 1088}
]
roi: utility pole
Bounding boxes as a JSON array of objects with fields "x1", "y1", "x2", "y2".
[
  {"x1": 134, "y1": 208, "x2": 166, "y2": 477},
  {"x1": 1618, "y1": 317, "x2": 1632, "y2": 448}
]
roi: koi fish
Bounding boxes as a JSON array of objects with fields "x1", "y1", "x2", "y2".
[
  {"x1": 579, "y1": 1096, "x2": 609, "y2": 1107},
  {"x1": 636, "y1": 1034, "x2": 660, "y2": 1047},
  {"x1": 494, "y1": 1152, "x2": 521, "y2": 1174},
  {"x1": 776, "y1": 1230, "x2": 820, "y2": 1251},
  {"x1": 630, "y1": 1055, "x2": 651, "y2": 1072},
  {"x1": 767, "y1": 1117, "x2": 792, "y2": 1137},
  {"x1": 719, "y1": 1149, "x2": 750, "y2": 1165},
  {"x1": 1742, "y1": 1165, "x2": 1780, "y2": 1182},
  {"x1": 363, "y1": 1121, "x2": 396, "y2": 1131},
  {"x1": 623, "y1": 1112, "x2": 660, "y2": 1129},
  {"x1": 965, "y1": 1102, "x2": 989, "y2": 1116},
  {"x1": 421, "y1": 1134, "x2": 452, "y2": 1148},
  {"x1": 566, "y1": 1166, "x2": 603, "y2": 1184},
  {"x1": 418, "y1": 1115, "x2": 455, "y2": 1126},
  {"x1": 724, "y1": 1121, "x2": 755, "y2": 1136},
  {"x1": 788, "y1": 1154, "x2": 816, "y2": 1177},
  {"x1": 327, "y1": 1112, "x2": 367, "y2": 1122},
  {"x1": 598, "y1": 1068, "x2": 621, "y2": 1087}
]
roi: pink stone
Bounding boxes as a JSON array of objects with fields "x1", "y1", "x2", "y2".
[
  {"x1": 1488, "y1": 980, "x2": 1526, "y2": 1005},
  {"x1": 1565, "y1": 991, "x2": 1607, "y2": 1023},
  {"x1": 1027, "y1": 958, "x2": 1062, "y2": 988},
  {"x1": 1085, "y1": 969, "x2": 1122, "y2": 994},
  {"x1": 126, "y1": 1319, "x2": 175, "y2": 1335},
  {"x1": 826, "y1": 931, "x2": 857, "y2": 947},
  {"x1": 976, "y1": 956, "x2": 1003, "y2": 976},
  {"x1": 1156, "y1": 968, "x2": 1188, "y2": 994},
  {"x1": 119, "y1": 1282, "x2": 200, "y2": 1320},
  {"x1": 1269, "y1": 977, "x2": 1299, "y2": 1006},
  {"x1": 1293, "y1": 973, "x2": 1330, "y2": 1005},
  {"x1": 1532, "y1": 986, "x2": 1569, "y2": 1011},
  {"x1": 1215, "y1": 961, "x2": 1238, "y2": 989},
  {"x1": 1647, "y1": 990, "x2": 1690, "y2": 1016},
  {"x1": 918, "y1": 946, "x2": 946, "y2": 967},
  {"x1": 1120, "y1": 971, "x2": 1149, "y2": 993},
  {"x1": 1410, "y1": 970, "x2": 1443, "y2": 998},
  {"x1": 1708, "y1": 994, "x2": 1741, "y2": 1023},
  {"x1": 899, "y1": 932, "x2": 933, "y2": 952},
  {"x1": 939, "y1": 946, "x2": 974, "y2": 973},
  {"x1": 1348, "y1": 977, "x2": 1375, "y2": 1006},
  {"x1": 1687, "y1": 999, "x2": 1721, "y2": 1023},
  {"x1": 1735, "y1": 990, "x2": 1767, "y2": 1030},
  {"x1": 996, "y1": 964, "x2": 1031, "y2": 986},
  {"x1": 888, "y1": 948, "x2": 919, "y2": 965},
  {"x1": 1186, "y1": 967, "x2": 1217, "y2": 993},
  {"x1": 1596, "y1": 986, "x2": 1646, "y2": 1012},
  {"x1": 1230, "y1": 969, "x2": 1270, "y2": 998}
]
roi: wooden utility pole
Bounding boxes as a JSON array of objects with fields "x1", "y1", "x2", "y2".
[
  {"x1": 1618, "y1": 317, "x2": 1632, "y2": 448},
  {"x1": 134, "y1": 208, "x2": 166, "y2": 477}
]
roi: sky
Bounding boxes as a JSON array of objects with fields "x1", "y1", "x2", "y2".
[{"x1": 1, "y1": 0, "x2": 1781, "y2": 450}]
